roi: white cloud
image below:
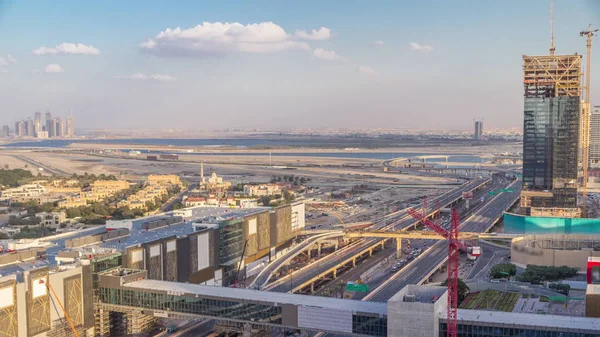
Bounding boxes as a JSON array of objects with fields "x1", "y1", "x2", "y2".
[
  {"x1": 409, "y1": 42, "x2": 433, "y2": 52},
  {"x1": 294, "y1": 27, "x2": 331, "y2": 41},
  {"x1": 312, "y1": 48, "x2": 342, "y2": 61},
  {"x1": 0, "y1": 54, "x2": 16, "y2": 72},
  {"x1": 43, "y1": 64, "x2": 64, "y2": 73},
  {"x1": 115, "y1": 73, "x2": 176, "y2": 82},
  {"x1": 371, "y1": 40, "x2": 384, "y2": 46},
  {"x1": 140, "y1": 22, "x2": 330, "y2": 57},
  {"x1": 32, "y1": 43, "x2": 100, "y2": 55},
  {"x1": 358, "y1": 65, "x2": 379, "y2": 76}
]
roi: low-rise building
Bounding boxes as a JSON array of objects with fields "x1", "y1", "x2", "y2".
[
  {"x1": 148, "y1": 174, "x2": 181, "y2": 186},
  {"x1": 58, "y1": 196, "x2": 88, "y2": 208},
  {"x1": 0, "y1": 184, "x2": 47, "y2": 201},
  {"x1": 243, "y1": 183, "x2": 282, "y2": 196},
  {"x1": 35, "y1": 211, "x2": 66, "y2": 228},
  {"x1": 183, "y1": 196, "x2": 206, "y2": 207}
]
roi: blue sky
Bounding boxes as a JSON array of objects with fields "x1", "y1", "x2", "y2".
[{"x1": 1, "y1": 0, "x2": 599, "y2": 131}]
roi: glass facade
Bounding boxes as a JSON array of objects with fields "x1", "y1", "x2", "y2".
[
  {"x1": 440, "y1": 322, "x2": 600, "y2": 337},
  {"x1": 99, "y1": 288, "x2": 283, "y2": 323},
  {"x1": 98, "y1": 287, "x2": 387, "y2": 335},
  {"x1": 523, "y1": 95, "x2": 580, "y2": 209},
  {"x1": 352, "y1": 314, "x2": 387, "y2": 336},
  {"x1": 219, "y1": 218, "x2": 245, "y2": 265}
]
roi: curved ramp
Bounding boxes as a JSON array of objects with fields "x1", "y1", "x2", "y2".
[{"x1": 249, "y1": 231, "x2": 344, "y2": 290}]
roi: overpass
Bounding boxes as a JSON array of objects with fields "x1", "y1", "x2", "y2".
[
  {"x1": 97, "y1": 269, "x2": 388, "y2": 337},
  {"x1": 262, "y1": 178, "x2": 491, "y2": 293},
  {"x1": 249, "y1": 231, "x2": 345, "y2": 290},
  {"x1": 363, "y1": 179, "x2": 521, "y2": 302}
]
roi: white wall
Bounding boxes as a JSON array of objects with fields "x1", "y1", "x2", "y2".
[{"x1": 197, "y1": 232, "x2": 210, "y2": 271}]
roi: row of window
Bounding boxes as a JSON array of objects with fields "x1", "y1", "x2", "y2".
[{"x1": 440, "y1": 323, "x2": 600, "y2": 337}]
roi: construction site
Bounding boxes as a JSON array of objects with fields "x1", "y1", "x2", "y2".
[{"x1": 520, "y1": 8, "x2": 598, "y2": 219}]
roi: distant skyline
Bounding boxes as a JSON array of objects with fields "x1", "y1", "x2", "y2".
[{"x1": 1, "y1": 0, "x2": 599, "y2": 130}]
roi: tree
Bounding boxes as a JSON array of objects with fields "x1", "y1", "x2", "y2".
[
  {"x1": 66, "y1": 208, "x2": 81, "y2": 218},
  {"x1": 283, "y1": 190, "x2": 294, "y2": 203},
  {"x1": 441, "y1": 278, "x2": 470, "y2": 302},
  {"x1": 0, "y1": 168, "x2": 34, "y2": 187},
  {"x1": 145, "y1": 201, "x2": 155, "y2": 211},
  {"x1": 490, "y1": 263, "x2": 517, "y2": 279},
  {"x1": 260, "y1": 196, "x2": 272, "y2": 206},
  {"x1": 516, "y1": 265, "x2": 578, "y2": 284}
]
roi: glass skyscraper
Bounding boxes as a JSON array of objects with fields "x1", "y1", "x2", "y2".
[{"x1": 521, "y1": 55, "x2": 582, "y2": 216}]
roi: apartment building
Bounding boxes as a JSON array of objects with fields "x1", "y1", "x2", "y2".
[
  {"x1": 243, "y1": 183, "x2": 282, "y2": 196},
  {"x1": 35, "y1": 211, "x2": 66, "y2": 228},
  {"x1": 0, "y1": 184, "x2": 47, "y2": 201}
]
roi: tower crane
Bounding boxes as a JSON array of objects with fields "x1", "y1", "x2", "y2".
[
  {"x1": 407, "y1": 207, "x2": 477, "y2": 337},
  {"x1": 580, "y1": 24, "x2": 598, "y2": 216}
]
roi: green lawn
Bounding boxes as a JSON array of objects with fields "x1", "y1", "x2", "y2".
[{"x1": 458, "y1": 290, "x2": 519, "y2": 312}]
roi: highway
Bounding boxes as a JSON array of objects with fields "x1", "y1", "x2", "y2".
[
  {"x1": 266, "y1": 178, "x2": 489, "y2": 293},
  {"x1": 364, "y1": 178, "x2": 521, "y2": 302},
  {"x1": 250, "y1": 231, "x2": 344, "y2": 289}
]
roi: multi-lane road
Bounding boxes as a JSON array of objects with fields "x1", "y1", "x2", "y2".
[
  {"x1": 364, "y1": 177, "x2": 521, "y2": 302},
  {"x1": 265, "y1": 178, "x2": 490, "y2": 293}
]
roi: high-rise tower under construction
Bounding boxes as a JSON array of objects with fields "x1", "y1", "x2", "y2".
[{"x1": 520, "y1": 54, "x2": 582, "y2": 217}]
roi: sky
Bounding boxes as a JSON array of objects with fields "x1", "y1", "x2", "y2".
[{"x1": 1, "y1": 0, "x2": 600, "y2": 131}]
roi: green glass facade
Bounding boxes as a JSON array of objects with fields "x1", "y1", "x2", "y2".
[
  {"x1": 523, "y1": 96, "x2": 580, "y2": 209},
  {"x1": 503, "y1": 213, "x2": 600, "y2": 234},
  {"x1": 219, "y1": 218, "x2": 245, "y2": 265}
]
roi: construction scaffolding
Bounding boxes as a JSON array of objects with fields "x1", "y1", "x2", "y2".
[
  {"x1": 522, "y1": 54, "x2": 583, "y2": 217},
  {"x1": 0, "y1": 279, "x2": 18, "y2": 337},
  {"x1": 523, "y1": 55, "x2": 581, "y2": 97}
]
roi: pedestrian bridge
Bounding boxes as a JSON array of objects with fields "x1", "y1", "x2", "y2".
[{"x1": 97, "y1": 269, "x2": 388, "y2": 336}]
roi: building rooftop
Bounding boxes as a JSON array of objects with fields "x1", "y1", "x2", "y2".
[
  {"x1": 90, "y1": 207, "x2": 266, "y2": 252},
  {"x1": 1, "y1": 206, "x2": 269, "y2": 276},
  {"x1": 125, "y1": 279, "x2": 387, "y2": 316},
  {"x1": 456, "y1": 309, "x2": 600, "y2": 331}
]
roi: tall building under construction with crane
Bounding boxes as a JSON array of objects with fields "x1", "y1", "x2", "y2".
[
  {"x1": 520, "y1": 3, "x2": 583, "y2": 217},
  {"x1": 520, "y1": 53, "x2": 582, "y2": 217}
]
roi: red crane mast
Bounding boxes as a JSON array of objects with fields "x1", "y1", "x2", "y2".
[{"x1": 407, "y1": 207, "x2": 464, "y2": 337}]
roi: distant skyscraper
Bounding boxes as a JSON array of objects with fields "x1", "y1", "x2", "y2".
[
  {"x1": 15, "y1": 121, "x2": 26, "y2": 137},
  {"x1": 56, "y1": 118, "x2": 65, "y2": 138},
  {"x1": 473, "y1": 120, "x2": 483, "y2": 140},
  {"x1": 47, "y1": 118, "x2": 56, "y2": 138},
  {"x1": 26, "y1": 118, "x2": 34, "y2": 137},
  {"x1": 34, "y1": 111, "x2": 42, "y2": 136},
  {"x1": 66, "y1": 116, "x2": 74, "y2": 138},
  {"x1": 591, "y1": 106, "x2": 600, "y2": 166},
  {"x1": 1, "y1": 125, "x2": 9, "y2": 137},
  {"x1": 45, "y1": 111, "x2": 53, "y2": 137},
  {"x1": 520, "y1": 54, "x2": 581, "y2": 217}
]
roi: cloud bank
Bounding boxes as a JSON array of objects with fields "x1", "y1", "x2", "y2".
[
  {"x1": 140, "y1": 22, "x2": 331, "y2": 58},
  {"x1": 409, "y1": 42, "x2": 433, "y2": 52},
  {"x1": 115, "y1": 73, "x2": 176, "y2": 81},
  {"x1": 42, "y1": 64, "x2": 64, "y2": 73},
  {"x1": 33, "y1": 43, "x2": 100, "y2": 55},
  {"x1": 312, "y1": 48, "x2": 342, "y2": 61},
  {"x1": 358, "y1": 65, "x2": 379, "y2": 76}
]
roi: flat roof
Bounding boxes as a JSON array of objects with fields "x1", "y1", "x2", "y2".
[
  {"x1": 103, "y1": 207, "x2": 266, "y2": 251},
  {"x1": 0, "y1": 259, "x2": 51, "y2": 279},
  {"x1": 587, "y1": 284, "x2": 600, "y2": 295},
  {"x1": 125, "y1": 279, "x2": 387, "y2": 316},
  {"x1": 456, "y1": 309, "x2": 600, "y2": 331}
]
